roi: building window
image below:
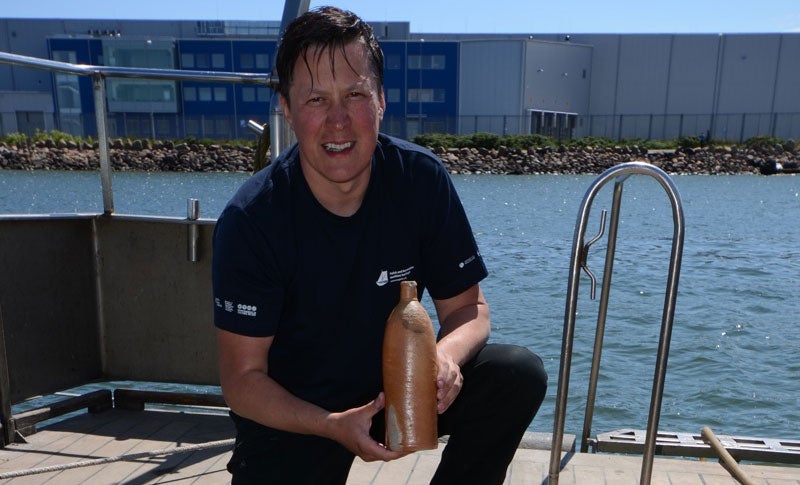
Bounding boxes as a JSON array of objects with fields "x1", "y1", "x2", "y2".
[
  {"x1": 214, "y1": 86, "x2": 228, "y2": 101},
  {"x1": 195, "y1": 53, "x2": 210, "y2": 69},
  {"x1": 181, "y1": 53, "x2": 194, "y2": 68},
  {"x1": 183, "y1": 86, "x2": 197, "y2": 102},
  {"x1": 242, "y1": 87, "x2": 270, "y2": 102},
  {"x1": 198, "y1": 87, "x2": 212, "y2": 101},
  {"x1": 255, "y1": 53, "x2": 269, "y2": 69},
  {"x1": 387, "y1": 88, "x2": 401, "y2": 103},
  {"x1": 408, "y1": 54, "x2": 446, "y2": 70},
  {"x1": 242, "y1": 86, "x2": 256, "y2": 102},
  {"x1": 52, "y1": 50, "x2": 81, "y2": 114},
  {"x1": 240, "y1": 53, "x2": 254, "y2": 69},
  {"x1": 386, "y1": 54, "x2": 401, "y2": 70},
  {"x1": 52, "y1": 50, "x2": 77, "y2": 63},
  {"x1": 408, "y1": 88, "x2": 445, "y2": 103},
  {"x1": 212, "y1": 53, "x2": 226, "y2": 69}
]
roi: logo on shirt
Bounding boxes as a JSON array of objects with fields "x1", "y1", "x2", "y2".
[
  {"x1": 458, "y1": 251, "x2": 481, "y2": 269},
  {"x1": 237, "y1": 304, "x2": 257, "y2": 317},
  {"x1": 216, "y1": 298, "x2": 257, "y2": 318},
  {"x1": 375, "y1": 265, "x2": 415, "y2": 287},
  {"x1": 376, "y1": 271, "x2": 389, "y2": 286}
]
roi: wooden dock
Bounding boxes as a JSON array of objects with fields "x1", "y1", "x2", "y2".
[{"x1": 0, "y1": 408, "x2": 797, "y2": 484}]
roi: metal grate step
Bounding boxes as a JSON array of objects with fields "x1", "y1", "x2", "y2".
[{"x1": 594, "y1": 428, "x2": 800, "y2": 464}]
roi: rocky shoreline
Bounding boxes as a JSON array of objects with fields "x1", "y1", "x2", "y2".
[{"x1": 1, "y1": 138, "x2": 798, "y2": 175}]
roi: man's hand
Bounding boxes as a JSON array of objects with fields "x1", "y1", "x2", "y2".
[
  {"x1": 432, "y1": 284, "x2": 490, "y2": 414},
  {"x1": 436, "y1": 349, "x2": 464, "y2": 413},
  {"x1": 326, "y1": 392, "x2": 407, "y2": 462}
]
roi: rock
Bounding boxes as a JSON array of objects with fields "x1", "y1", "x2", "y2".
[{"x1": 0, "y1": 139, "x2": 769, "y2": 175}]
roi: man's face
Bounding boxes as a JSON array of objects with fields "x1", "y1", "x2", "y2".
[{"x1": 281, "y1": 41, "x2": 385, "y2": 190}]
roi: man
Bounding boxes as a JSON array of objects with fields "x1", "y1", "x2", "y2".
[{"x1": 212, "y1": 6, "x2": 547, "y2": 484}]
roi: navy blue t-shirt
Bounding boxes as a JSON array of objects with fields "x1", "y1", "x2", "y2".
[{"x1": 212, "y1": 133, "x2": 487, "y2": 413}]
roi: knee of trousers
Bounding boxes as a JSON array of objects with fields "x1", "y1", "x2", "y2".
[{"x1": 475, "y1": 344, "x2": 548, "y2": 410}]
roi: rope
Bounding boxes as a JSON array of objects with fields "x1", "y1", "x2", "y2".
[
  {"x1": 701, "y1": 426, "x2": 757, "y2": 485},
  {"x1": 0, "y1": 438, "x2": 234, "y2": 479}
]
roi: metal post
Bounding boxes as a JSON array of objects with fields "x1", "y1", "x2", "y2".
[
  {"x1": 92, "y1": 73, "x2": 114, "y2": 215},
  {"x1": 187, "y1": 198, "x2": 200, "y2": 262},
  {"x1": 269, "y1": 93, "x2": 286, "y2": 160},
  {"x1": 0, "y1": 306, "x2": 14, "y2": 446},
  {"x1": 581, "y1": 179, "x2": 626, "y2": 453}
]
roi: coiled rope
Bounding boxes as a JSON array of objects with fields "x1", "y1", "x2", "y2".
[{"x1": 0, "y1": 438, "x2": 234, "y2": 479}]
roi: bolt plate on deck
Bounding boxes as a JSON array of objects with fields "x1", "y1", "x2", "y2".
[{"x1": 595, "y1": 428, "x2": 800, "y2": 464}]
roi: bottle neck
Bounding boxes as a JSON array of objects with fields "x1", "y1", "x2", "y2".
[{"x1": 399, "y1": 281, "x2": 418, "y2": 301}]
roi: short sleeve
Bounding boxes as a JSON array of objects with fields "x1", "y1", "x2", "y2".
[{"x1": 212, "y1": 206, "x2": 284, "y2": 337}]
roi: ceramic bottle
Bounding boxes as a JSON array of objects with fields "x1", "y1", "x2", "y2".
[{"x1": 382, "y1": 280, "x2": 438, "y2": 451}]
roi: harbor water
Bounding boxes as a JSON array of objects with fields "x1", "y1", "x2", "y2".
[{"x1": 1, "y1": 169, "x2": 799, "y2": 443}]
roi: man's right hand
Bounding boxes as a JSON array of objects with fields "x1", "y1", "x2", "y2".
[{"x1": 325, "y1": 392, "x2": 408, "y2": 462}]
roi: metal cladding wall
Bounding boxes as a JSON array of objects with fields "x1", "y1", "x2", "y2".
[
  {"x1": 523, "y1": 40, "x2": 592, "y2": 115},
  {"x1": 559, "y1": 32, "x2": 800, "y2": 139},
  {"x1": 774, "y1": 35, "x2": 800, "y2": 113},
  {"x1": 716, "y1": 35, "x2": 781, "y2": 114},
  {"x1": 0, "y1": 20, "x2": 61, "y2": 93},
  {"x1": 459, "y1": 39, "x2": 592, "y2": 136},
  {"x1": 663, "y1": 35, "x2": 719, "y2": 115},
  {"x1": 460, "y1": 40, "x2": 524, "y2": 116}
]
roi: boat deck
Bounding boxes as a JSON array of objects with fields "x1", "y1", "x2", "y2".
[{"x1": 0, "y1": 407, "x2": 797, "y2": 484}]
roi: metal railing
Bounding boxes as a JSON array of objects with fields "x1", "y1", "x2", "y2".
[
  {"x1": 548, "y1": 161, "x2": 685, "y2": 485},
  {"x1": 0, "y1": 50, "x2": 275, "y2": 215}
]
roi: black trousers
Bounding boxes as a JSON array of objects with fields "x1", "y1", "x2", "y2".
[{"x1": 228, "y1": 343, "x2": 547, "y2": 485}]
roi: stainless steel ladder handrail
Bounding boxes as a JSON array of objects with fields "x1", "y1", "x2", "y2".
[{"x1": 548, "y1": 161, "x2": 685, "y2": 485}]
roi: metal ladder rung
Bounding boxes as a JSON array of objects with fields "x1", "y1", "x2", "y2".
[{"x1": 595, "y1": 428, "x2": 800, "y2": 464}]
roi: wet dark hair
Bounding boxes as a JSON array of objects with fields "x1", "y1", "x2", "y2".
[{"x1": 275, "y1": 6, "x2": 384, "y2": 105}]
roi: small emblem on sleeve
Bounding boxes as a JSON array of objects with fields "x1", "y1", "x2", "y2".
[
  {"x1": 237, "y1": 304, "x2": 257, "y2": 317},
  {"x1": 458, "y1": 254, "x2": 477, "y2": 269}
]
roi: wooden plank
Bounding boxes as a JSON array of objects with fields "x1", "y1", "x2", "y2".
[
  {"x1": 665, "y1": 471, "x2": 705, "y2": 485},
  {"x1": 40, "y1": 411, "x2": 175, "y2": 483},
  {"x1": 12, "y1": 390, "x2": 112, "y2": 436},
  {"x1": 346, "y1": 458, "x2": 381, "y2": 485},
  {"x1": 571, "y1": 463, "x2": 607, "y2": 484},
  {"x1": 147, "y1": 446, "x2": 229, "y2": 484},
  {"x1": 506, "y1": 451, "x2": 547, "y2": 484},
  {"x1": 92, "y1": 414, "x2": 199, "y2": 482},
  {"x1": 0, "y1": 408, "x2": 798, "y2": 484},
  {"x1": 113, "y1": 389, "x2": 226, "y2": 411},
  {"x1": 0, "y1": 410, "x2": 168, "y2": 483},
  {"x1": 405, "y1": 450, "x2": 440, "y2": 483}
]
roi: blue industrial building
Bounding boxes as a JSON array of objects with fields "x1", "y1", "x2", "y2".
[{"x1": 1, "y1": 18, "x2": 799, "y2": 142}]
